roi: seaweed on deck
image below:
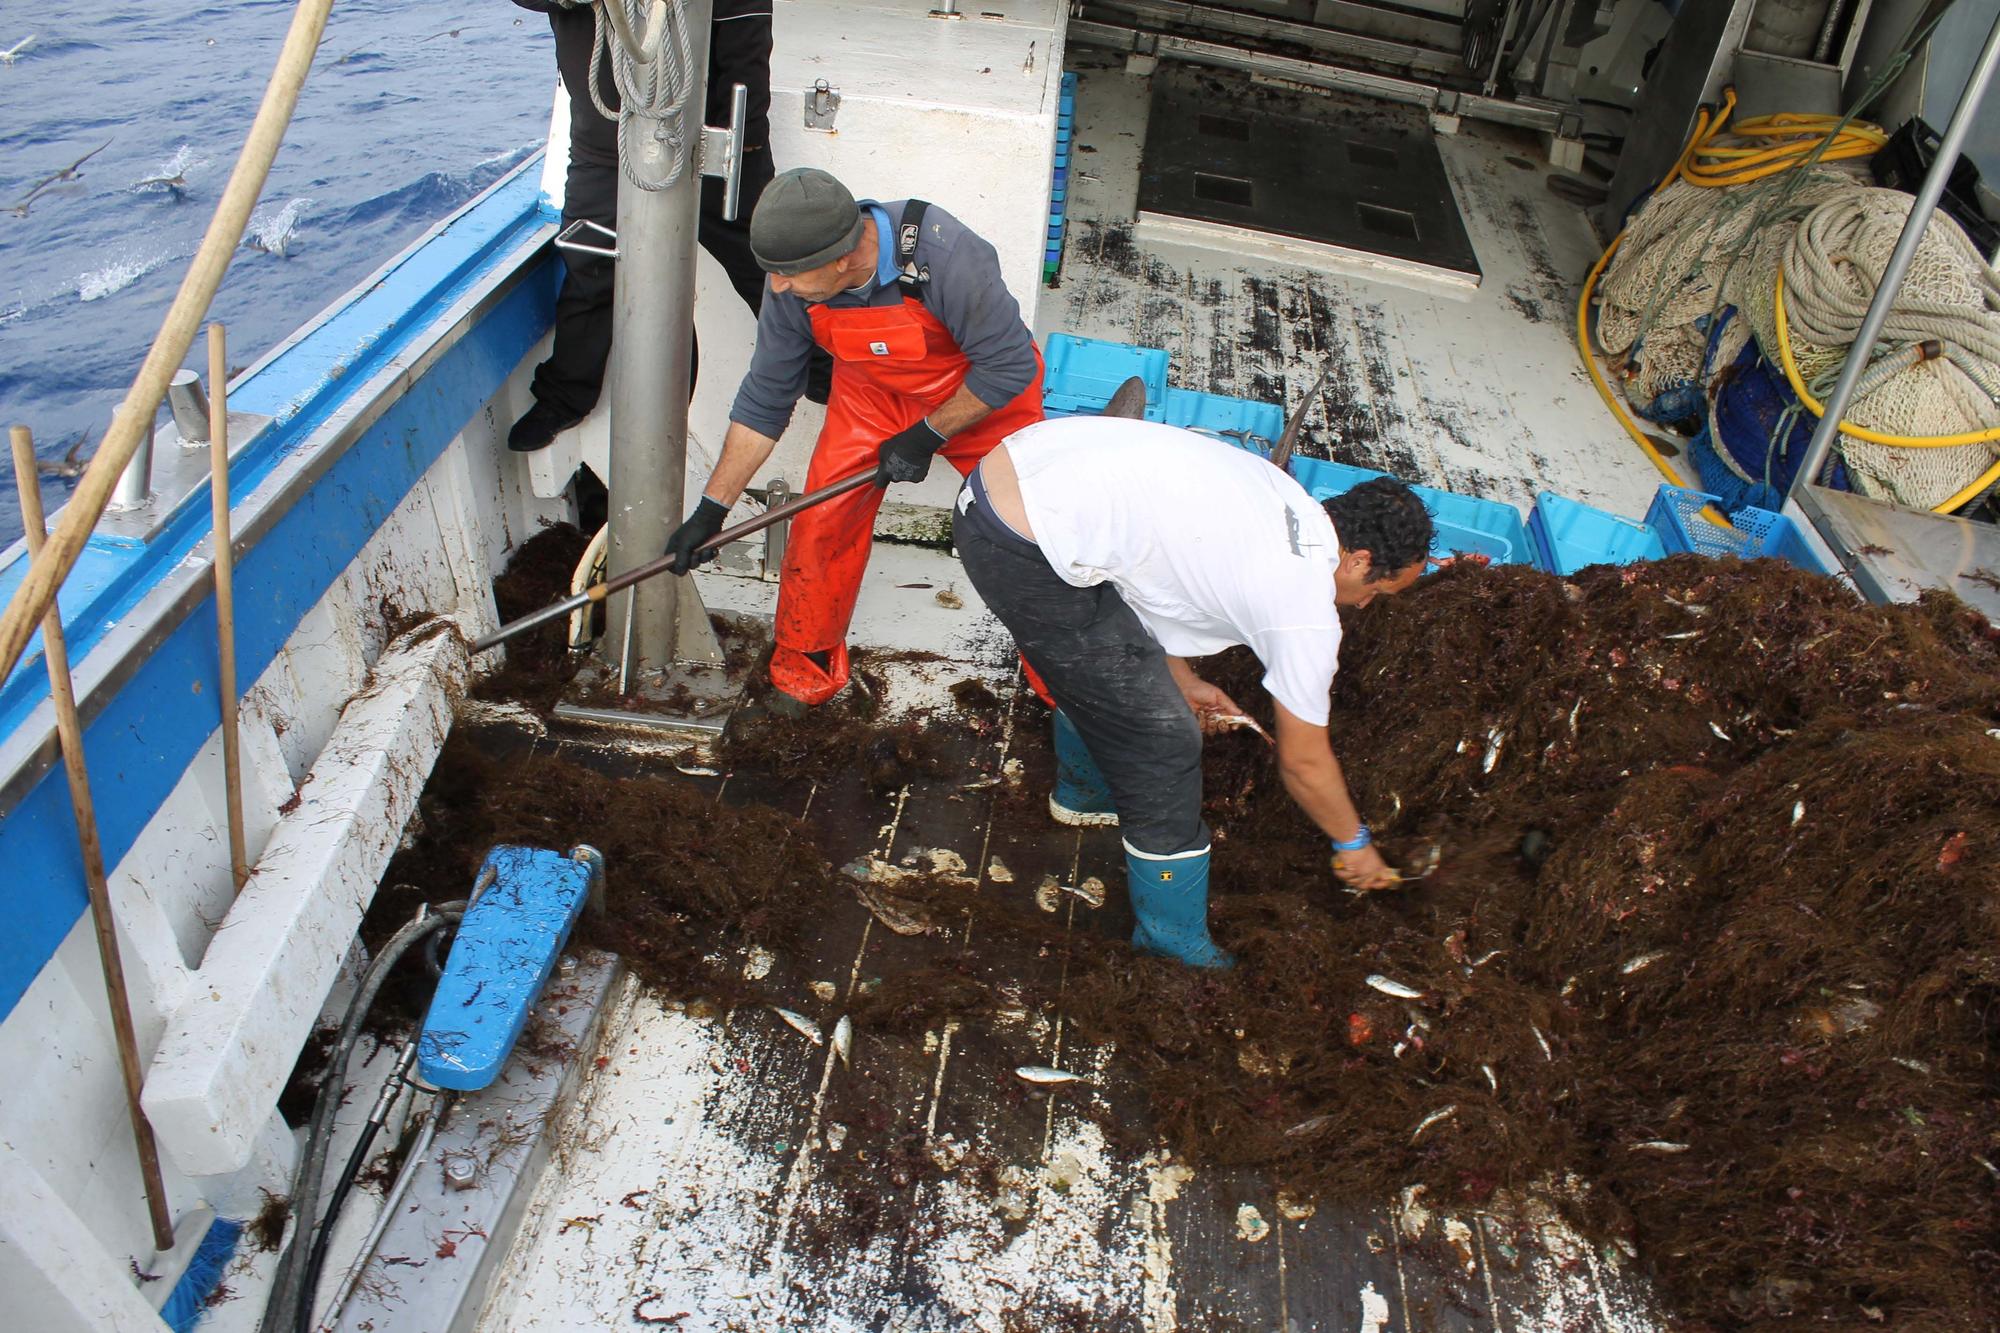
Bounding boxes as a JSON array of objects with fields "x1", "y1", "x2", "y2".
[{"x1": 440, "y1": 534, "x2": 2000, "y2": 1331}]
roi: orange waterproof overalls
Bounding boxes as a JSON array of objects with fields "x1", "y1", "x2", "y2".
[{"x1": 772, "y1": 208, "x2": 1044, "y2": 705}]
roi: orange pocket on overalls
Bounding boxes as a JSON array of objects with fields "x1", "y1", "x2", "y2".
[{"x1": 825, "y1": 318, "x2": 928, "y2": 365}]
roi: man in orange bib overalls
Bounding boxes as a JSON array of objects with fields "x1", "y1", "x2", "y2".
[{"x1": 663, "y1": 168, "x2": 1045, "y2": 713}]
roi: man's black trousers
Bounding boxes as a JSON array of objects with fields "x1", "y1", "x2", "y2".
[
  {"x1": 533, "y1": 6, "x2": 776, "y2": 419},
  {"x1": 954, "y1": 476, "x2": 1209, "y2": 858}
]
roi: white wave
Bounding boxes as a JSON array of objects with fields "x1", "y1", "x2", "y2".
[
  {"x1": 77, "y1": 251, "x2": 170, "y2": 302},
  {"x1": 130, "y1": 143, "x2": 208, "y2": 192},
  {"x1": 245, "y1": 196, "x2": 313, "y2": 257}
]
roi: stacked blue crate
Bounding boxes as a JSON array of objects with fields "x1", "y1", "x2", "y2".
[
  {"x1": 1045, "y1": 73, "x2": 1077, "y2": 285},
  {"x1": 1041, "y1": 333, "x2": 1169, "y2": 420},
  {"x1": 1161, "y1": 388, "x2": 1285, "y2": 451},
  {"x1": 1645, "y1": 485, "x2": 1830, "y2": 575},
  {"x1": 1527, "y1": 491, "x2": 1667, "y2": 574},
  {"x1": 1288, "y1": 458, "x2": 1535, "y2": 567}
]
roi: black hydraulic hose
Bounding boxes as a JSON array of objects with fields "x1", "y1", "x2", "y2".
[
  {"x1": 262, "y1": 903, "x2": 464, "y2": 1333},
  {"x1": 294, "y1": 1041, "x2": 418, "y2": 1333}
]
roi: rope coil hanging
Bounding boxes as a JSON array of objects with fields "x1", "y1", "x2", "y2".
[{"x1": 590, "y1": 0, "x2": 698, "y2": 192}]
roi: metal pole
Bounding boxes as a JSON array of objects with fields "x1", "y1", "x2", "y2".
[
  {"x1": 208, "y1": 325, "x2": 250, "y2": 894},
  {"x1": 604, "y1": 0, "x2": 724, "y2": 673},
  {"x1": 1790, "y1": 9, "x2": 2000, "y2": 501},
  {"x1": 8, "y1": 426, "x2": 178, "y2": 1253}
]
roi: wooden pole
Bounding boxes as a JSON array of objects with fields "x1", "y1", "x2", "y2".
[
  {"x1": 8, "y1": 426, "x2": 177, "y2": 1254},
  {"x1": 209, "y1": 325, "x2": 249, "y2": 894},
  {"x1": 0, "y1": 0, "x2": 337, "y2": 685}
]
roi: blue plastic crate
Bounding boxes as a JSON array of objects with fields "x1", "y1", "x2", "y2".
[
  {"x1": 1412, "y1": 485, "x2": 1533, "y2": 566},
  {"x1": 1042, "y1": 334, "x2": 1169, "y2": 420},
  {"x1": 1288, "y1": 457, "x2": 1391, "y2": 498},
  {"x1": 1162, "y1": 388, "x2": 1284, "y2": 450},
  {"x1": 1644, "y1": 485, "x2": 1830, "y2": 575},
  {"x1": 1527, "y1": 491, "x2": 1666, "y2": 574},
  {"x1": 1287, "y1": 460, "x2": 1528, "y2": 565}
]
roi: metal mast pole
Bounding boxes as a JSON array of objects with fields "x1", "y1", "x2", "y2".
[
  {"x1": 605, "y1": 0, "x2": 723, "y2": 672},
  {"x1": 1788, "y1": 9, "x2": 2000, "y2": 502}
]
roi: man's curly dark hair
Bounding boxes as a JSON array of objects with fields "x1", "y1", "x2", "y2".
[{"x1": 1322, "y1": 478, "x2": 1433, "y2": 578}]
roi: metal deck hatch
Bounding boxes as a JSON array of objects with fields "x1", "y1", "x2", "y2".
[{"x1": 1137, "y1": 67, "x2": 1482, "y2": 284}]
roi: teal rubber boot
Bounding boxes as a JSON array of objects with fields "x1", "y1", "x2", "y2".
[
  {"x1": 1049, "y1": 709, "x2": 1119, "y2": 827},
  {"x1": 1126, "y1": 843, "x2": 1234, "y2": 969}
]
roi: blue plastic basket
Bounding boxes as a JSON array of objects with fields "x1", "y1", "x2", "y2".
[
  {"x1": 1527, "y1": 491, "x2": 1667, "y2": 574},
  {"x1": 1644, "y1": 484, "x2": 1831, "y2": 575},
  {"x1": 1042, "y1": 334, "x2": 1169, "y2": 420},
  {"x1": 1162, "y1": 388, "x2": 1284, "y2": 448},
  {"x1": 1286, "y1": 459, "x2": 1531, "y2": 566},
  {"x1": 1287, "y1": 457, "x2": 1390, "y2": 499},
  {"x1": 1412, "y1": 484, "x2": 1533, "y2": 566}
]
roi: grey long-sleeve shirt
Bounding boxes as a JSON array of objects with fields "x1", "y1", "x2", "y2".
[{"x1": 728, "y1": 200, "x2": 1038, "y2": 440}]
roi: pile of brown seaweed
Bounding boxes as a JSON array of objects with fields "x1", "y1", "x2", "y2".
[
  {"x1": 434, "y1": 535, "x2": 2000, "y2": 1329},
  {"x1": 1050, "y1": 557, "x2": 2000, "y2": 1330}
]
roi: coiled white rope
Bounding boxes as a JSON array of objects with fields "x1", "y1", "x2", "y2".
[{"x1": 589, "y1": 0, "x2": 698, "y2": 192}]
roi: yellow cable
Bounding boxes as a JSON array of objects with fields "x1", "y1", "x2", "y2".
[
  {"x1": 1576, "y1": 103, "x2": 1730, "y2": 525},
  {"x1": 1772, "y1": 274, "x2": 2000, "y2": 447},
  {"x1": 1772, "y1": 274, "x2": 2000, "y2": 514}
]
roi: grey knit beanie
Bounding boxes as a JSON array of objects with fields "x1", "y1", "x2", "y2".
[{"x1": 750, "y1": 168, "x2": 866, "y2": 275}]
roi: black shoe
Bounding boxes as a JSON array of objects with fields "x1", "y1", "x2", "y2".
[
  {"x1": 508, "y1": 399, "x2": 586, "y2": 453},
  {"x1": 804, "y1": 348, "x2": 834, "y2": 406}
]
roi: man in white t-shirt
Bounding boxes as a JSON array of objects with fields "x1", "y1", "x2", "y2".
[{"x1": 954, "y1": 416, "x2": 1432, "y2": 968}]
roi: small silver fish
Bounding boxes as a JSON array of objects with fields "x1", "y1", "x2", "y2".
[
  {"x1": 1284, "y1": 1115, "x2": 1335, "y2": 1139},
  {"x1": 1620, "y1": 951, "x2": 1667, "y2": 975},
  {"x1": 1661, "y1": 630, "x2": 1704, "y2": 641},
  {"x1": 831, "y1": 1015, "x2": 852, "y2": 1068},
  {"x1": 1471, "y1": 949, "x2": 1505, "y2": 968},
  {"x1": 1629, "y1": 1141, "x2": 1690, "y2": 1154},
  {"x1": 1567, "y1": 697, "x2": 1584, "y2": 736},
  {"x1": 1366, "y1": 974, "x2": 1425, "y2": 1000},
  {"x1": 1016, "y1": 1065, "x2": 1086, "y2": 1085},
  {"x1": 1411, "y1": 1105, "x2": 1458, "y2": 1142},
  {"x1": 1792, "y1": 800, "x2": 1805, "y2": 826},
  {"x1": 772, "y1": 1007, "x2": 823, "y2": 1045},
  {"x1": 1481, "y1": 728, "x2": 1506, "y2": 774},
  {"x1": 1211, "y1": 713, "x2": 1274, "y2": 745},
  {"x1": 1708, "y1": 721, "x2": 1732, "y2": 742},
  {"x1": 1530, "y1": 1024, "x2": 1553, "y2": 1062},
  {"x1": 1482, "y1": 1065, "x2": 1497, "y2": 1092}
]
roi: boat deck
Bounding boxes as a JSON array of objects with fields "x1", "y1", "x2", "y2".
[
  {"x1": 1039, "y1": 56, "x2": 1667, "y2": 518},
  {"x1": 472, "y1": 562, "x2": 1660, "y2": 1333},
  {"x1": 475, "y1": 51, "x2": 1674, "y2": 1333}
]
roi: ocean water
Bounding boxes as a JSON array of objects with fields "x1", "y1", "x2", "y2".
[{"x1": 0, "y1": 0, "x2": 555, "y2": 546}]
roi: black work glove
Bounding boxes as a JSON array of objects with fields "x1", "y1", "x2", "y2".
[
  {"x1": 663, "y1": 496, "x2": 729, "y2": 574},
  {"x1": 876, "y1": 418, "x2": 947, "y2": 485}
]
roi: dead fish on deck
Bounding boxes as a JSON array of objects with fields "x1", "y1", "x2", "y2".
[
  {"x1": 1620, "y1": 951, "x2": 1667, "y2": 975},
  {"x1": 1629, "y1": 1140, "x2": 1691, "y2": 1154},
  {"x1": 831, "y1": 1015, "x2": 852, "y2": 1067},
  {"x1": 1411, "y1": 1105, "x2": 1458, "y2": 1142},
  {"x1": 771, "y1": 1007, "x2": 824, "y2": 1045},
  {"x1": 1365, "y1": 974, "x2": 1425, "y2": 1000},
  {"x1": 850, "y1": 883, "x2": 939, "y2": 937},
  {"x1": 1016, "y1": 1065, "x2": 1087, "y2": 1085}
]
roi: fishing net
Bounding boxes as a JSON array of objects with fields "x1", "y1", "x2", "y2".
[{"x1": 1596, "y1": 167, "x2": 2000, "y2": 509}]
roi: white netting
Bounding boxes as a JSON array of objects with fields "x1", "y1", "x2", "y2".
[{"x1": 1596, "y1": 169, "x2": 2000, "y2": 509}]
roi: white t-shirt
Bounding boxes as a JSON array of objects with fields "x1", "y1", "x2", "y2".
[{"x1": 1005, "y1": 416, "x2": 1344, "y2": 726}]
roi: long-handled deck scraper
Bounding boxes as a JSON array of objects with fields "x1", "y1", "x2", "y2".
[{"x1": 471, "y1": 466, "x2": 880, "y2": 655}]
